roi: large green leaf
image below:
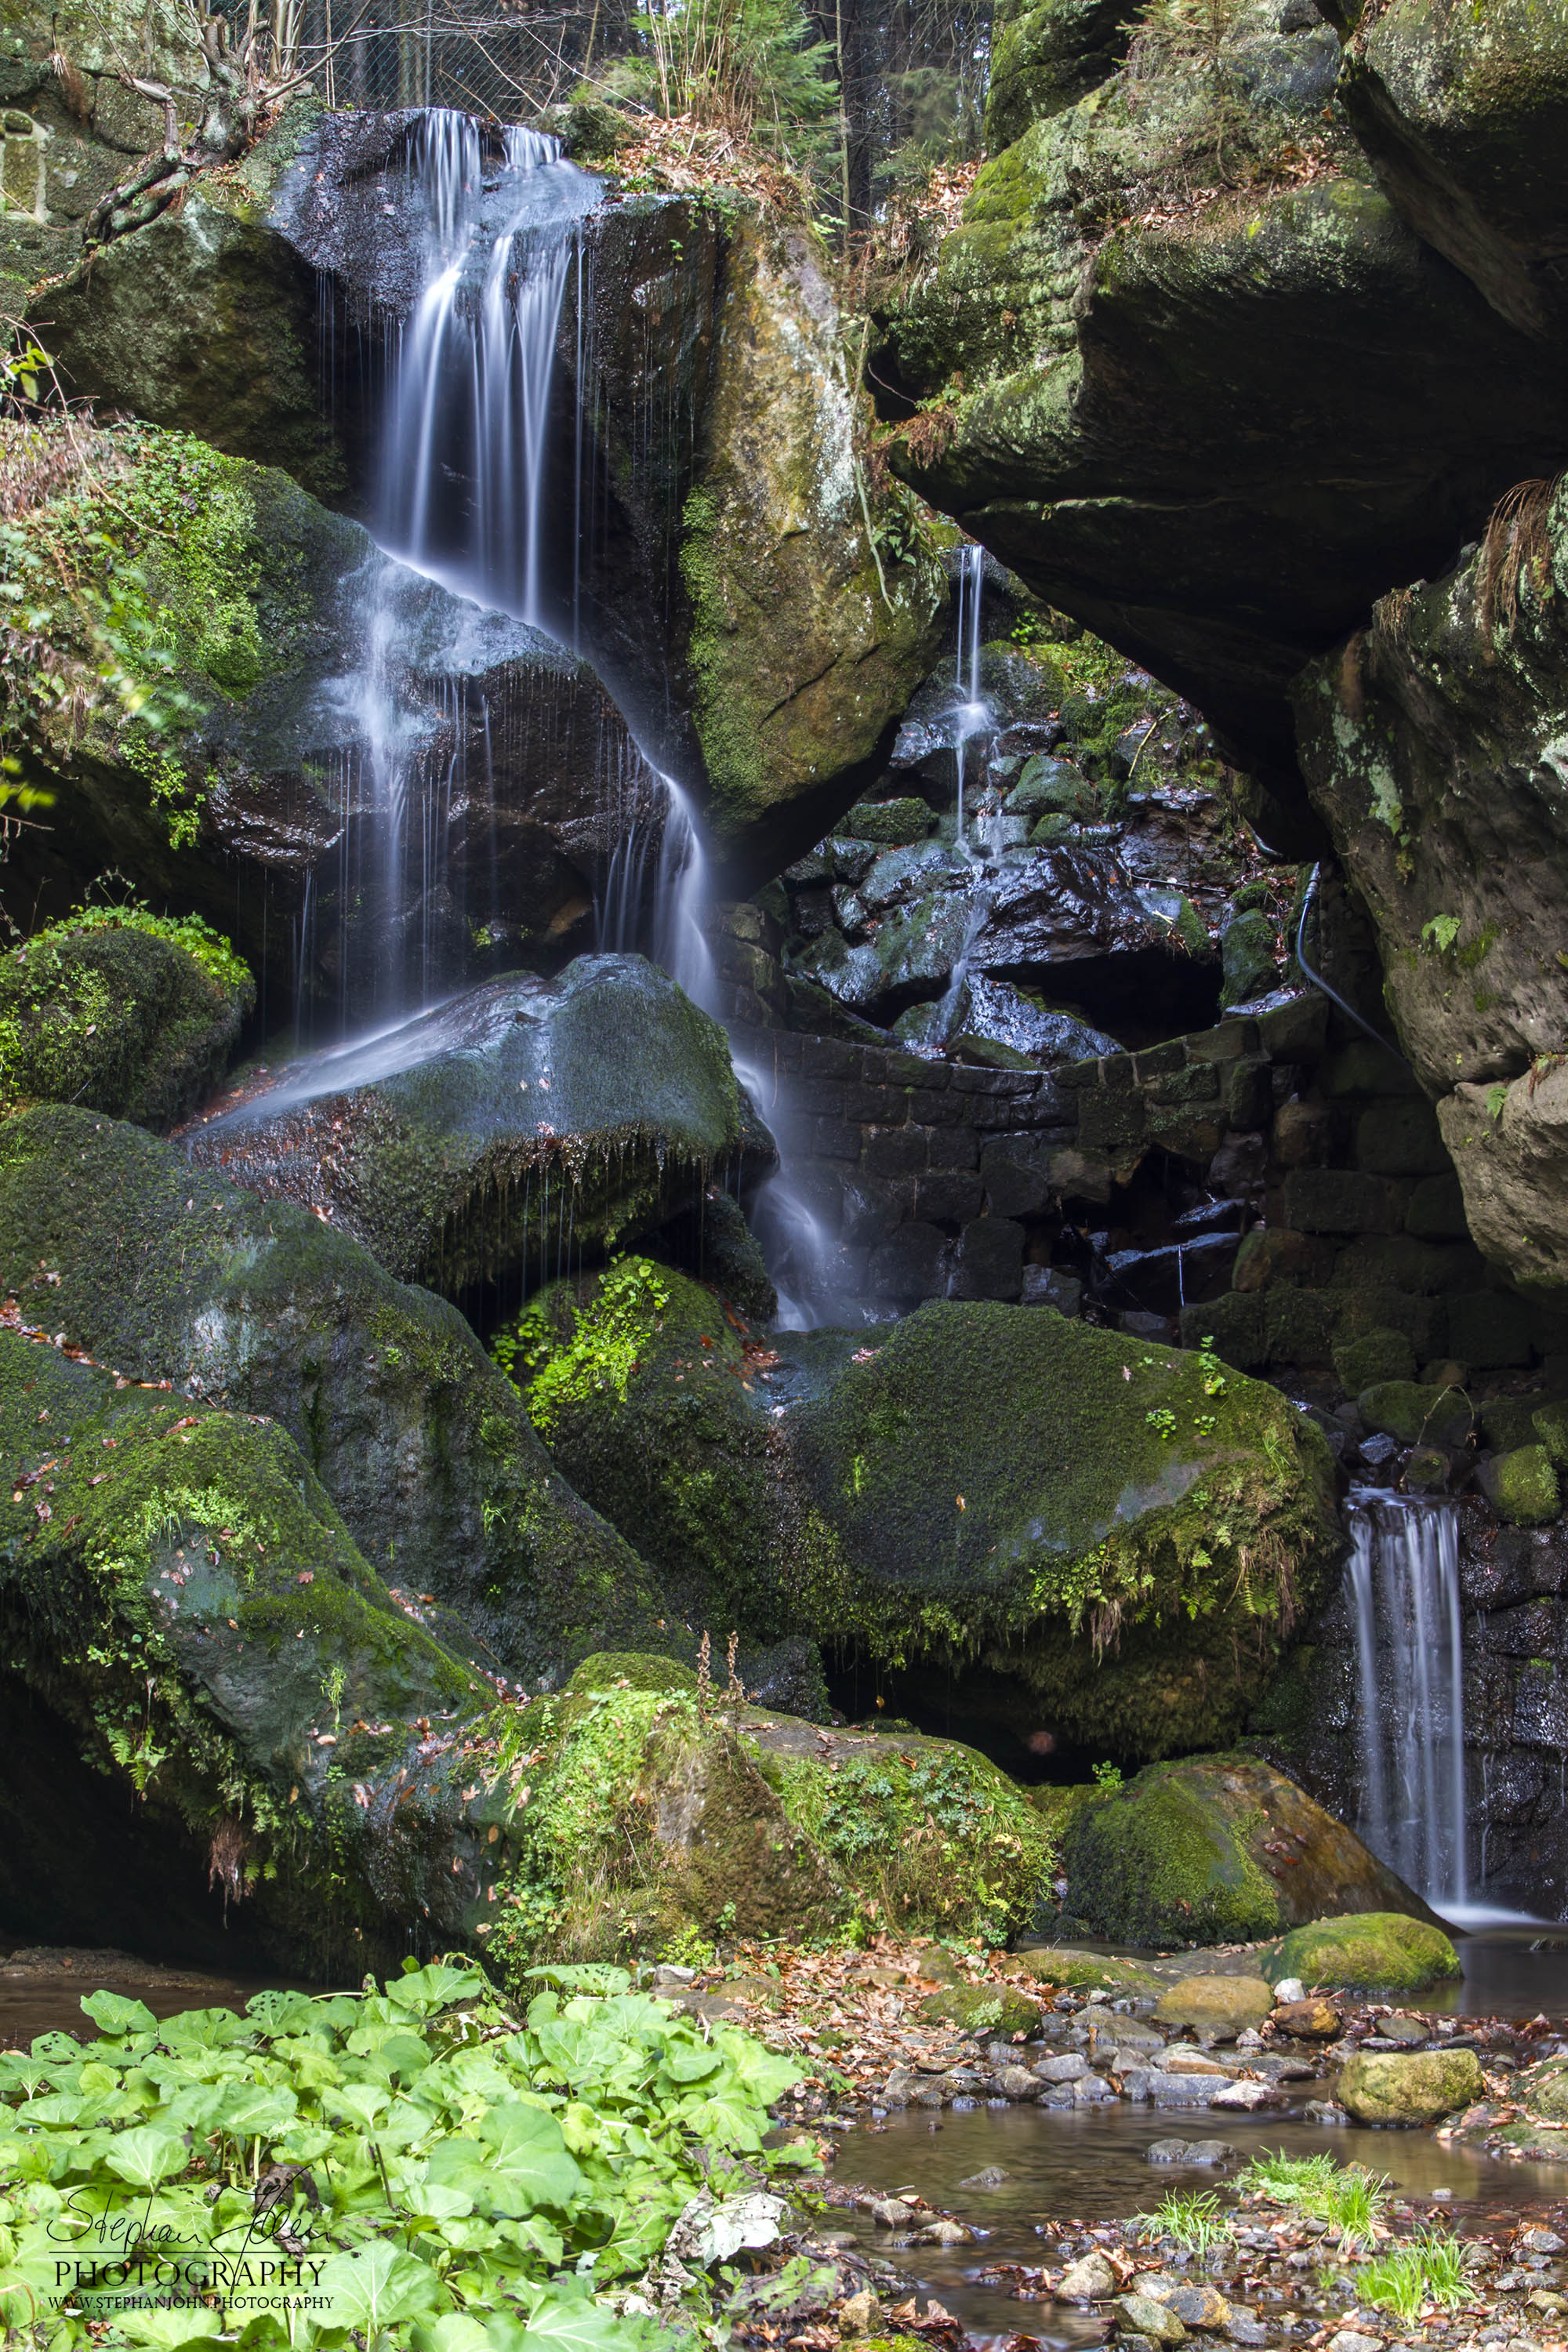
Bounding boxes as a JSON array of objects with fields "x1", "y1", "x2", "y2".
[
  {"x1": 80, "y1": 1991, "x2": 158, "y2": 2038},
  {"x1": 318, "y1": 2240, "x2": 446, "y2": 2333},
  {"x1": 100, "y1": 2125, "x2": 189, "y2": 2190}
]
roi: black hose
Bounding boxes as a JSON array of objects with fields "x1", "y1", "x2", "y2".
[{"x1": 1293, "y1": 862, "x2": 1413, "y2": 1065}]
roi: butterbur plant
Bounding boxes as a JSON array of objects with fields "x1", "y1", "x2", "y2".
[{"x1": 0, "y1": 1958, "x2": 808, "y2": 2349}]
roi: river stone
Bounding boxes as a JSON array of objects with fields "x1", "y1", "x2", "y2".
[
  {"x1": 187, "y1": 956, "x2": 753, "y2": 1292},
  {"x1": 1263, "y1": 1912, "x2": 1460, "y2": 1994},
  {"x1": 918, "y1": 1982, "x2": 1042, "y2": 2035},
  {"x1": 1117, "y1": 2294, "x2": 1187, "y2": 2343},
  {"x1": 1272, "y1": 1998, "x2": 1342, "y2": 2038},
  {"x1": 1356, "y1": 1381, "x2": 1474, "y2": 1447},
  {"x1": 1152, "y1": 1975, "x2": 1274, "y2": 2040},
  {"x1": 1062, "y1": 1751, "x2": 1436, "y2": 1948},
  {"x1": 1058, "y1": 2252, "x2": 1118, "y2": 2300},
  {"x1": 1163, "y1": 2285, "x2": 1232, "y2": 2331},
  {"x1": 1035, "y1": 2050, "x2": 1091, "y2": 2081},
  {"x1": 0, "y1": 916, "x2": 252, "y2": 1133},
  {"x1": 1339, "y1": 2047, "x2": 1486, "y2": 2125}
]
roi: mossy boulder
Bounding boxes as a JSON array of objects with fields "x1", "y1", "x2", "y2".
[
  {"x1": 0, "y1": 1327, "x2": 503, "y2": 1976},
  {"x1": 509, "y1": 1266, "x2": 1341, "y2": 1751},
  {"x1": 0, "y1": 912, "x2": 252, "y2": 1130},
  {"x1": 1061, "y1": 1752, "x2": 1439, "y2": 1948},
  {"x1": 480, "y1": 1672, "x2": 1054, "y2": 1969},
  {"x1": 189, "y1": 960, "x2": 754, "y2": 1291},
  {"x1": 1334, "y1": 1328, "x2": 1416, "y2": 1395},
  {"x1": 1220, "y1": 910, "x2": 1279, "y2": 1009},
  {"x1": 1338, "y1": 2047, "x2": 1485, "y2": 2126},
  {"x1": 1013, "y1": 1945, "x2": 1163, "y2": 1997},
  {"x1": 1262, "y1": 1911, "x2": 1461, "y2": 1994},
  {"x1": 1478, "y1": 1443, "x2": 1561, "y2": 1526},
  {"x1": 568, "y1": 1652, "x2": 699, "y2": 1696},
  {"x1": 917, "y1": 1981, "x2": 1043, "y2": 2034},
  {"x1": 1150, "y1": 1974, "x2": 1274, "y2": 2040},
  {"x1": 0, "y1": 1105, "x2": 668, "y2": 1679},
  {"x1": 1358, "y1": 1381, "x2": 1472, "y2": 1447},
  {"x1": 1, "y1": 419, "x2": 668, "y2": 1011}
]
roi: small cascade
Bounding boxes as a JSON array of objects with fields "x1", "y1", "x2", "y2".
[
  {"x1": 949, "y1": 542, "x2": 988, "y2": 851},
  {"x1": 1345, "y1": 1489, "x2": 1469, "y2": 1911}
]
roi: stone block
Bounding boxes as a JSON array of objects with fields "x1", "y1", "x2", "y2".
[
  {"x1": 887, "y1": 1052, "x2": 935, "y2": 1087},
  {"x1": 1145, "y1": 1108, "x2": 1226, "y2": 1162},
  {"x1": 1057, "y1": 1059, "x2": 1103, "y2": 1091},
  {"x1": 1080, "y1": 1091, "x2": 1146, "y2": 1149},
  {"x1": 1178, "y1": 1291, "x2": 1266, "y2": 1370},
  {"x1": 1146, "y1": 1062, "x2": 1220, "y2": 1106},
  {"x1": 1134, "y1": 1040, "x2": 1188, "y2": 1080},
  {"x1": 844, "y1": 1083, "x2": 899, "y2": 1124},
  {"x1": 1332, "y1": 1283, "x2": 1446, "y2": 1363},
  {"x1": 1231, "y1": 1227, "x2": 1328, "y2": 1293},
  {"x1": 1100, "y1": 1054, "x2": 1136, "y2": 1091},
  {"x1": 1264, "y1": 1287, "x2": 1335, "y2": 1363},
  {"x1": 1209, "y1": 1132, "x2": 1267, "y2": 1197},
  {"x1": 1022, "y1": 1265, "x2": 1083, "y2": 1315},
  {"x1": 1256, "y1": 993, "x2": 1329, "y2": 1062},
  {"x1": 1047, "y1": 1147, "x2": 1116, "y2": 1203},
  {"x1": 947, "y1": 1218, "x2": 1026, "y2": 1300},
  {"x1": 1446, "y1": 1288, "x2": 1537, "y2": 1369},
  {"x1": 911, "y1": 1167, "x2": 984, "y2": 1223},
  {"x1": 1329, "y1": 1232, "x2": 1483, "y2": 1295},
  {"x1": 1354, "y1": 1099, "x2": 1451, "y2": 1178},
  {"x1": 1405, "y1": 1172, "x2": 1470, "y2": 1241},
  {"x1": 862, "y1": 1125, "x2": 928, "y2": 1176},
  {"x1": 1226, "y1": 1058, "x2": 1272, "y2": 1130},
  {"x1": 927, "y1": 1126, "x2": 981, "y2": 1170},
  {"x1": 1188, "y1": 1020, "x2": 1258, "y2": 1062},
  {"x1": 979, "y1": 1134, "x2": 1060, "y2": 1218},
  {"x1": 800, "y1": 1037, "x2": 862, "y2": 1080},
  {"x1": 906, "y1": 1086, "x2": 966, "y2": 1127},
  {"x1": 866, "y1": 1221, "x2": 949, "y2": 1301},
  {"x1": 1282, "y1": 1168, "x2": 1409, "y2": 1235},
  {"x1": 1332, "y1": 1327, "x2": 1416, "y2": 1392},
  {"x1": 839, "y1": 1174, "x2": 910, "y2": 1247},
  {"x1": 1272, "y1": 1097, "x2": 1334, "y2": 1167},
  {"x1": 811, "y1": 1118, "x2": 862, "y2": 1162}
]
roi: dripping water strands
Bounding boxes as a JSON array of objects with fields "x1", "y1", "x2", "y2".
[
  {"x1": 317, "y1": 113, "x2": 602, "y2": 1026},
  {"x1": 1345, "y1": 1488, "x2": 1469, "y2": 1912},
  {"x1": 949, "y1": 540, "x2": 988, "y2": 855}
]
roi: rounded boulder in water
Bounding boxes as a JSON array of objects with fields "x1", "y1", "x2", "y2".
[
  {"x1": 1338, "y1": 2046, "x2": 1484, "y2": 2125},
  {"x1": 1263, "y1": 1912, "x2": 1461, "y2": 1995}
]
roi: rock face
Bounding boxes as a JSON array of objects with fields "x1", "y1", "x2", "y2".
[
  {"x1": 187, "y1": 959, "x2": 754, "y2": 1291},
  {"x1": 876, "y1": 0, "x2": 1568, "y2": 798},
  {"x1": 1058, "y1": 1751, "x2": 1435, "y2": 1947},
  {"x1": 503, "y1": 1263, "x2": 1340, "y2": 1758},
  {"x1": 0, "y1": 1107, "x2": 666, "y2": 1679},
  {"x1": 36, "y1": 104, "x2": 946, "y2": 884},
  {"x1": 1338, "y1": 2046, "x2": 1483, "y2": 2124},
  {"x1": 2, "y1": 420, "x2": 668, "y2": 1014},
  {"x1": 0, "y1": 1328, "x2": 499, "y2": 1973},
  {"x1": 0, "y1": 914, "x2": 253, "y2": 1131},
  {"x1": 1294, "y1": 488, "x2": 1568, "y2": 1303}
]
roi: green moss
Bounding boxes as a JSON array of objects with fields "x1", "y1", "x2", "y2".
[
  {"x1": 1013, "y1": 1944, "x2": 1164, "y2": 1995},
  {"x1": 1484, "y1": 1442, "x2": 1560, "y2": 1526},
  {"x1": 0, "y1": 908, "x2": 252, "y2": 1129},
  {"x1": 494, "y1": 1258, "x2": 673, "y2": 1441},
  {"x1": 568, "y1": 1651, "x2": 699, "y2": 1694},
  {"x1": 1265, "y1": 1912, "x2": 1460, "y2": 1994},
  {"x1": 1062, "y1": 1759, "x2": 1279, "y2": 1947}
]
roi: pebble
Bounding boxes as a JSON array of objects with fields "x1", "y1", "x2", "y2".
[
  {"x1": 1146, "y1": 2137, "x2": 1237, "y2": 2165},
  {"x1": 1326, "y1": 2332, "x2": 1383, "y2": 2352},
  {"x1": 1036, "y1": 2051, "x2": 1091, "y2": 2082},
  {"x1": 1058, "y1": 2252, "x2": 1118, "y2": 2300},
  {"x1": 1208, "y1": 2079, "x2": 1276, "y2": 2110},
  {"x1": 1523, "y1": 2230, "x2": 1566, "y2": 2254}
]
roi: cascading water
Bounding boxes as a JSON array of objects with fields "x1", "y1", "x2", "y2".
[
  {"x1": 1345, "y1": 1489, "x2": 1469, "y2": 1911},
  {"x1": 950, "y1": 542, "x2": 987, "y2": 852}
]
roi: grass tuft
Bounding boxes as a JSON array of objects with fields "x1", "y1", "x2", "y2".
[
  {"x1": 1132, "y1": 2188, "x2": 1232, "y2": 2256},
  {"x1": 1351, "y1": 2228, "x2": 1469, "y2": 2327},
  {"x1": 1234, "y1": 2150, "x2": 1387, "y2": 2248}
]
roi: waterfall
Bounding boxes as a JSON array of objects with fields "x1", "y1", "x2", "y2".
[
  {"x1": 951, "y1": 542, "x2": 988, "y2": 850},
  {"x1": 378, "y1": 111, "x2": 601, "y2": 620},
  {"x1": 1345, "y1": 1490, "x2": 1469, "y2": 1911}
]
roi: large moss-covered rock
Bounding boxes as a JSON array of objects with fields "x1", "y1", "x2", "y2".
[
  {"x1": 187, "y1": 960, "x2": 755, "y2": 1291},
  {"x1": 1292, "y1": 484, "x2": 1568, "y2": 1300},
  {"x1": 506, "y1": 1265, "x2": 1341, "y2": 1753},
  {"x1": 0, "y1": 1106, "x2": 668, "y2": 1678},
  {"x1": 674, "y1": 223, "x2": 946, "y2": 884},
  {"x1": 2, "y1": 419, "x2": 667, "y2": 1011},
  {"x1": 878, "y1": 0, "x2": 1568, "y2": 794},
  {"x1": 1264, "y1": 1910, "x2": 1461, "y2": 1994},
  {"x1": 0, "y1": 912, "x2": 252, "y2": 1130},
  {"x1": 0, "y1": 1328, "x2": 502, "y2": 1975},
  {"x1": 481, "y1": 1661, "x2": 1053, "y2": 1969},
  {"x1": 1059, "y1": 1751, "x2": 1435, "y2": 1948},
  {"x1": 1338, "y1": 2046, "x2": 1483, "y2": 2125}
]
